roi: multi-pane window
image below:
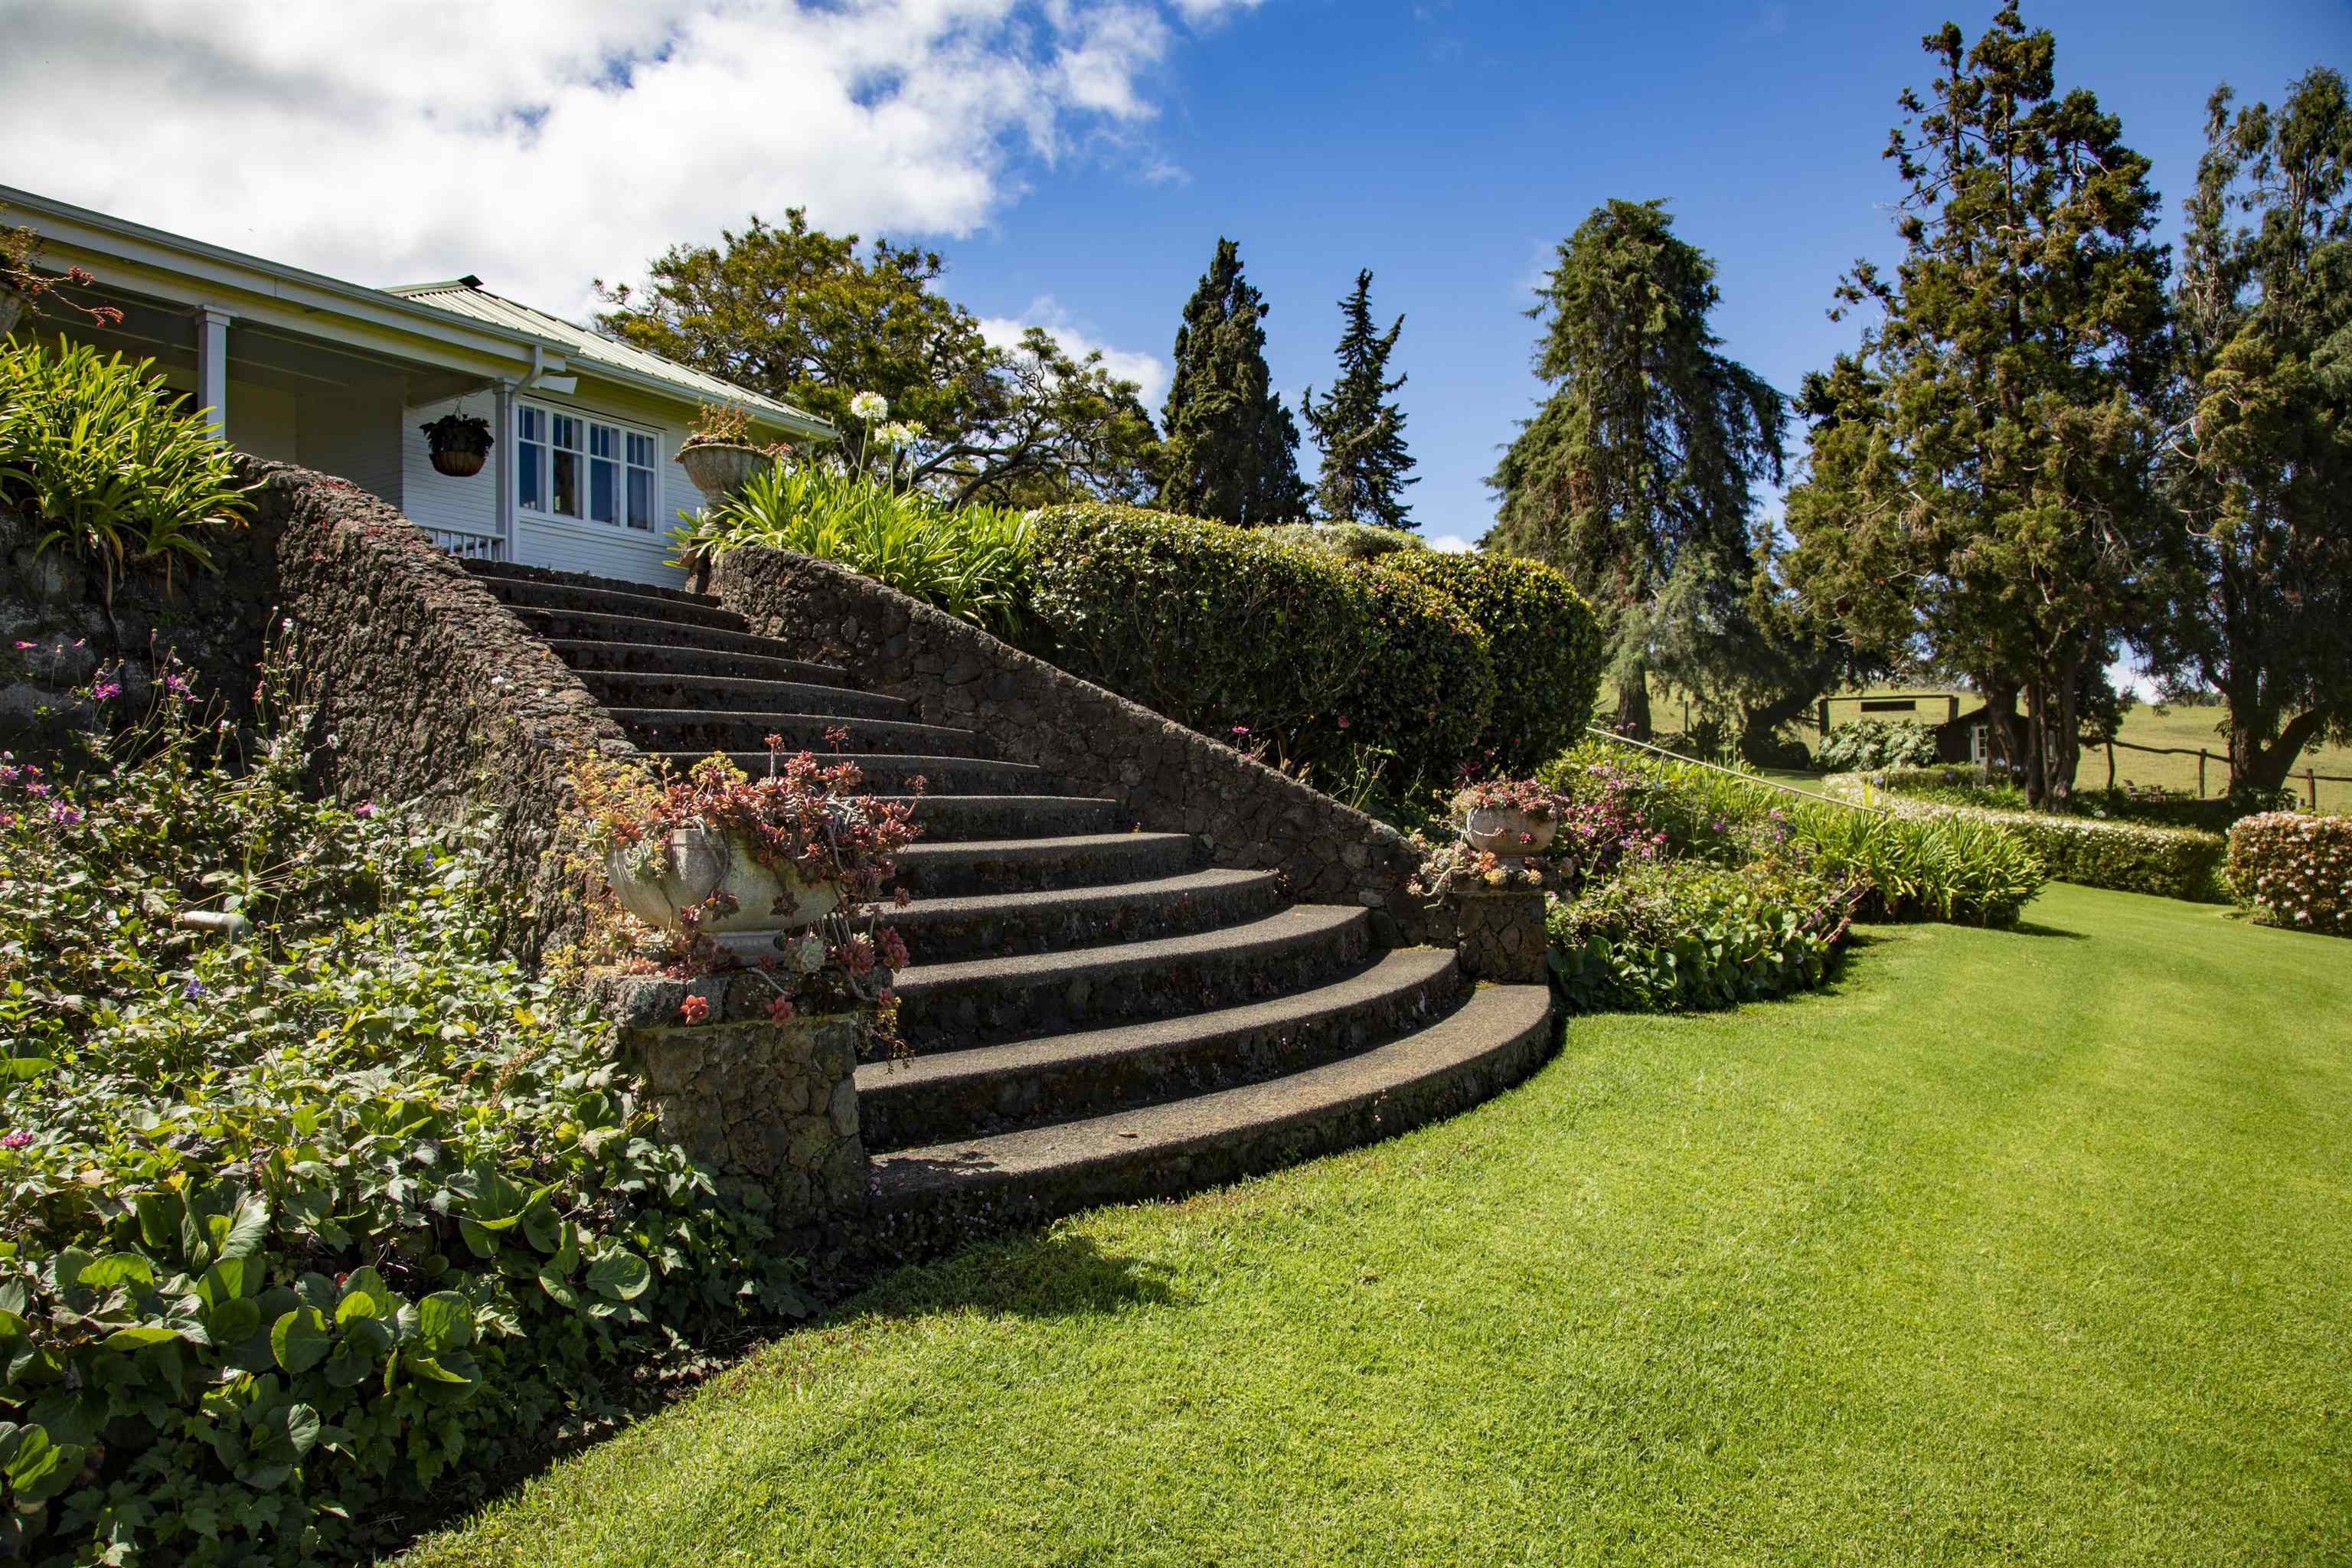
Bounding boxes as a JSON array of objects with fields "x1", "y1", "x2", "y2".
[{"x1": 516, "y1": 400, "x2": 658, "y2": 530}]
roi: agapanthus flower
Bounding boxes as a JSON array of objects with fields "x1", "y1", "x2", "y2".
[{"x1": 849, "y1": 390, "x2": 888, "y2": 423}]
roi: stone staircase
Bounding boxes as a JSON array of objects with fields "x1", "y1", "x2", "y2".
[{"x1": 463, "y1": 560, "x2": 1556, "y2": 1232}]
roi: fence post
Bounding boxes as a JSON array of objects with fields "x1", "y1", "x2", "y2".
[
  {"x1": 2106, "y1": 741, "x2": 2115, "y2": 792},
  {"x1": 2198, "y1": 750, "x2": 2208, "y2": 799},
  {"x1": 2311, "y1": 769, "x2": 2320, "y2": 810}
]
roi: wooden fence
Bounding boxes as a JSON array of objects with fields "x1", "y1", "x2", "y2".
[{"x1": 2099, "y1": 736, "x2": 2349, "y2": 809}]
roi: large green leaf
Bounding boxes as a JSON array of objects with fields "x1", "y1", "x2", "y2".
[
  {"x1": 76, "y1": 1253, "x2": 155, "y2": 1292},
  {"x1": 415, "y1": 1292, "x2": 474, "y2": 1354},
  {"x1": 584, "y1": 1252, "x2": 652, "y2": 1303},
  {"x1": 270, "y1": 1308, "x2": 331, "y2": 1376}
]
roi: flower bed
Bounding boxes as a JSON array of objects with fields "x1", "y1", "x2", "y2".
[
  {"x1": 1823, "y1": 772, "x2": 2228, "y2": 903},
  {"x1": 2226, "y1": 812, "x2": 2352, "y2": 936},
  {"x1": 1545, "y1": 856, "x2": 1858, "y2": 1013},
  {"x1": 0, "y1": 652, "x2": 811, "y2": 1564}
]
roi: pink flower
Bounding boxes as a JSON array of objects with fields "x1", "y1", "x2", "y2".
[
  {"x1": 678, "y1": 995, "x2": 711, "y2": 1024},
  {"x1": 91, "y1": 681, "x2": 121, "y2": 701},
  {"x1": 9, "y1": 642, "x2": 30, "y2": 651},
  {"x1": 353, "y1": 800, "x2": 376, "y2": 818},
  {"x1": 50, "y1": 802, "x2": 83, "y2": 828},
  {"x1": 766, "y1": 995, "x2": 796, "y2": 1022},
  {"x1": 1336, "y1": 715, "x2": 1351, "y2": 730},
  {"x1": 1, "y1": 1131, "x2": 29, "y2": 1150}
]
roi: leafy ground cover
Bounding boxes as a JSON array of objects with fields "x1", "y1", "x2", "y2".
[{"x1": 405, "y1": 882, "x2": 2352, "y2": 1567}]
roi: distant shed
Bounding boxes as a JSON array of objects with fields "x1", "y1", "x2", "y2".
[{"x1": 1815, "y1": 691, "x2": 1993, "y2": 766}]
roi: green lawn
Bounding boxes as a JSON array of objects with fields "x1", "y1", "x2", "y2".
[{"x1": 407, "y1": 885, "x2": 2352, "y2": 1568}]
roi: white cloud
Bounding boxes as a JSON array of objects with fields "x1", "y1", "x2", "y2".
[
  {"x1": 1429, "y1": 533, "x2": 1473, "y2": 554},
  {"x1": 0, "y1": 1, "x2": 1218, "y2": 319},
  {"x1": 978, "y1": 296, "x2": 1168, "y2": 403},
  {"x1": 1168, "y1": 0, "x2": 1265, "y2": 23}
]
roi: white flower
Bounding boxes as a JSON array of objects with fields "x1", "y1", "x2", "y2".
[
  {"x1": 848, "y1": 390, "x2": 888, "y2": 423},
  {"x1": 876, "y1": 420, "x2": 922, "y2": 450}
]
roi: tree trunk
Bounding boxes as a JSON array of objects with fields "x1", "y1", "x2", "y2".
[
  {"x1": 1614, "y1": 673, "x2": 1653, "y2": 740},
  {"x1": 2230, "y1": 708, "x2": 2330, "y2": 797}
]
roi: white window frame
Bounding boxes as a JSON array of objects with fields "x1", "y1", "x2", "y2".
[{"x1": 514, "y1": 398, "x2": 662, "y2": 533}]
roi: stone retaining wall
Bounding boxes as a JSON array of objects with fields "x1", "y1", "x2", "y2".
[
  {"x1": 262, "y1": 462, "x2": 636, "y2": 953},
  {"x1": 708, "y1": 546, "x2": 1444, "y2": 946}
]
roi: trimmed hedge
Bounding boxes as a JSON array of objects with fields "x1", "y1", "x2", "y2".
[
  {"x1": 1027, "y1": 504, "x2": 1367, "y2": 772},
  {"x1": 1261, "y1": 521, "x2": 1428, "y2": 561},
  {"x1": 2227, "y1": 812, "x2": 2352, "y2": 936},
  {"x1": 1378, "y1": 550, "x2": 1604, "y2": 775},
  {"x1": 1343, "y1": 567, "x2": 1494, "y2": 789},
  {"x1": 1824, "y1": 772, "x2": 2230, "y2": 903}
]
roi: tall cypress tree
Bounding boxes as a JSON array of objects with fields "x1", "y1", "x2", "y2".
[
  {"x1": 1305, "y1": 270, "x2": 1417, "y2": 529},
  {"x1": 1486, "y1": 200, "x2": 1785, "y2": 739},
  {"x1": 1158, "y1": 238, "x2": 1308, "y2": 524}
]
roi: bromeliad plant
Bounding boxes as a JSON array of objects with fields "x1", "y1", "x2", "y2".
[{"x1": 567, "y1": 742, "x2": 921, "y2": 1025}]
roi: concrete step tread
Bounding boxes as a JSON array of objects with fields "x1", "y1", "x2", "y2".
[
  {"x1": 462, "y1": 559, "x2": 719, "y2": 609},
  {"x1": 890, "y1": 901, "x2": 1362, "y2": 995},
  {"x1": 609, "y1": 710, "x2": 987, "y2": 756},
  {"x1": 859, "y1": 947, "x2": 1459, "y2": 1102},
  {"x1": 508, "y1": 606, "x2": 820, "y2": 662},
  {"x1": 642, "y1": 752, "x2": 1054, "y2": 790},
  {"x1": 482, "y1": 576, "x2": 747, "y2": 629},
  {"x1": 877, "y1": 866, "x2": 1276, "y2": 926},
  {"x1": 891, "y1": 831, "x2": 1195, "y2": 872},
  {"x1": 543, "y1": 639, "x2": 854, "y2": 687},
  {"x1": 869, "y1": 982, "x2": 1554, "y2": 1197},
  {"x1": 581, "y1": 671, "x2": 910, "y2": 717}
]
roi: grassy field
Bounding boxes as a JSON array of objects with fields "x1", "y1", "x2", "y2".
[
  {"x1": 406, "y1": 886, "x2": 2352, "y2": 1568},
  {"x1": 1649, "y1": 681, "x2": 2352, "y2": 812}
]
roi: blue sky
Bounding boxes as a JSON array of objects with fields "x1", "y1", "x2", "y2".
[
  {"x1": 7, "y1": 0, "x2": 2344, "y2": 554},
  {"x1": 944, "y1": 0, "x2": 2348, "y2": 546}
]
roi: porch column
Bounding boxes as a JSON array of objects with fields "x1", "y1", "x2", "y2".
[
  {"x1": 494, "y1": 377, "x2": 518, "y2": 561},
  {"x1": 195, "y1": 308, "x2": 232, "y2": 442}
]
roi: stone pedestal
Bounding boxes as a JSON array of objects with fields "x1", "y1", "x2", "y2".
[
  {"x1": 1448, "y1": 885, "x2": 1550, "y2": 984},
  {"x1": 586, "y1": 970, "x2": 870, "y2": 1221}
]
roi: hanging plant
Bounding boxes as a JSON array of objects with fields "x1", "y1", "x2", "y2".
[{"x1": 419, "y1": 410, "x2": 495, "y2": 478}]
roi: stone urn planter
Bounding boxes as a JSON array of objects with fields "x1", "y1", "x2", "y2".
[
  {"x1": 1463, "y1": 806, "x2": 1557, "y2": 858},
  {"x1": 606, "y1": 826, "x2": 840, "y2": 960},
  {"x1": 676, "y1": 439, "x2": 770, "y2": 501}
]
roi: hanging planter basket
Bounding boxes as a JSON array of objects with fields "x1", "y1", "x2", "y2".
[
  {"x1": 677, "y1": 439, "x2": 771, "y2": 501},
  {"x1": 420, "y1": 413, "x2": 495, "y2": 479}
]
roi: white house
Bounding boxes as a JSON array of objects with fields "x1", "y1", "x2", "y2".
[{"x1": 1, "y1": 184, "x2": 832, "y2": 589}]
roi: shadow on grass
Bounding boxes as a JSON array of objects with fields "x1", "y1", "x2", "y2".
[
  {"x1": 838, "y1": 1227, "x2": 1184, "y2": 1324},
  {"x1": 2010, "y1": 920, "x2": 2092, "y2": 940}
]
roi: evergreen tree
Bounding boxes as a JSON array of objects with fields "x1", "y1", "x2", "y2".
[
  {"x1": 2148, "y1": 67, "x2": 2352, "y2": 795},
  {"x1": 1158, "y1": 238, "x2": 1308, "y2": 524},
  {"x1": 1486, "y1": 200, "x2": 1785, "y2": 739},
  {"x1": 1782, "y1": 8, "x2": 2172, "y2": 808},
  {"x1": 1304, "y1": 270, "x2": 1417, "y2": 529}
]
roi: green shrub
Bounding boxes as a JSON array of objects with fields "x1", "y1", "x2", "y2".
[
  {"x1": 2226, "y1": 812, "x2": 2352, "y2": 936},
  {"x1": 0, "y1": 338, "x2": 253, "y2": 600},
  {"x1": 1815, "y1": 719, "x2": 1942, "y2": 772},
  {"x1": 0, "y1": 654, "x2": 806, "y2": 1563},
  {"x1": 1545, "y1": 856, "x2": 1855, "y2": 1012},
  {"x1": 1540, "y1": 740, "x2": 2047, "y2": 927},
  {"x1": 1341, "y1": 567, "x2": 1494, "y2": 790},
  {"x1": 1824, "y1": 773, "x2": 2230, "y2": 903},
  {"x1": 1377, "y1": 550, "x2": 1604, "y2": 774},
  {"x1": 675, "y1": 464, "x2": 1035, "y2": 636},
  {"x1": 1260, "y1": 521, "x2": 1428, "y2": 561},
  {"x1": 1877, "y1": 766, "x2": 2278, "y2": 833}
]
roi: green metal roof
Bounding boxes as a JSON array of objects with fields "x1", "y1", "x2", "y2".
[{"x1": 388, "y1": 279, "x2": 834, "y2": 442}]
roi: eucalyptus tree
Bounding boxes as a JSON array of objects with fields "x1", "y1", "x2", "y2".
[{"x1": 1782, "y1": 7, "x2": 2171, "y2": 807}]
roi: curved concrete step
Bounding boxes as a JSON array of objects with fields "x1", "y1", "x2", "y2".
[
  {"x1": 509, "y1": 606, "x2": 819, "y2": 660},
  {"x1": 867, "y1": 982, "x2": 1557, "y2": 1230},
  {"x1": 893, "y1": 794, "x2": 1119, "y2": 844},
  {"x1": 579, "y1": 670, "x2": 910, "y2": 720},
  {"x1": 877, "y1": 867, "x2": 1285, "y2": 965},
  {"x1": 890, "y1": 831, "x2": 1197, "y2": 900},
  {"x1": 891, "y1": 902, "x2": 1370, "y2": 1050},
  {"x1": 548, "y1": 639, "x2": 856, "y2": 688},
  {"x1": 610, "y1": 709, "x2": 990, "y2": 758},
  {"x1": 860, "y1": 947, "x2": 1463, "y2": 1150},
  {"x1": 462, "y1": 557, "x2": 718, "y2": 610},
  {"x1": 645, "y1": 752, "x2": 1054, "y2": 797},
  {"x1": 477, "y1": 574, "x2": 748, "y2": 632}
]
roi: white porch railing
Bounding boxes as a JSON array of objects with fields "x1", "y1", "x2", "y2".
[{"x1": 427, "y1": 527, "x2": 506, "y2": 561}]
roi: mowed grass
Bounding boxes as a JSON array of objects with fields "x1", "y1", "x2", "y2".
[{"x1": 406, "y1": 885, "x2": 2352, "y2": 1568}]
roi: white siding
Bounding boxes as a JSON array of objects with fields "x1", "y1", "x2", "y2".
[
  {"x1": 400, "y1": 394, "x2": 501, "y2": 545},
  {"x1": 225, "y1": 379, "x2": 299, "y2": 462},
  {"x1": 297, "y1": 384, "x2": 404, "y2": 507}
]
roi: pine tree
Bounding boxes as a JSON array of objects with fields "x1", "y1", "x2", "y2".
[
  {"x1": 1486, "y1": 200, "x2": 1785, "y2": 740},
  {"x1": 1158, "y1": 238, "x2": 1308, "y2": 524},
  {"x1": 1782, "y1": 6, "x2": 2171, "y2": 808},
  {"x1": 1304, "y1": 271, "x2": 1417, "y2": 529}
]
